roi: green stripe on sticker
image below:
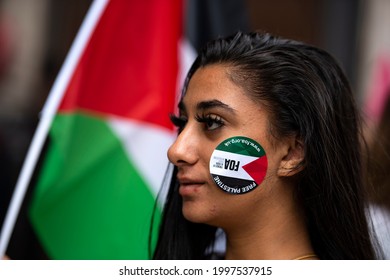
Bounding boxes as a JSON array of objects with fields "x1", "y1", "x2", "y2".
[{"x1": 214, "y1": 136, "x2": 266, "y2": 157}]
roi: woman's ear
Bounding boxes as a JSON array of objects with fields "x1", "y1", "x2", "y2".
[{"x1": 277, "y1": 138, "x2": 305, "y2": 177}]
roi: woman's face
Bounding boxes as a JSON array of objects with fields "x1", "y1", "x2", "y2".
[{"x1": 168, "y1": 64, "x2": 289, "y2": 230}]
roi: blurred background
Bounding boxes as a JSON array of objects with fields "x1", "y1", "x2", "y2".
[{"x1": 0, "y1": 0, "x2": 389, "y2": 259}]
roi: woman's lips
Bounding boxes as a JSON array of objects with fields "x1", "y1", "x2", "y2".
[{"x1": 177, "y1": 178, "x2": 204, "y2": 196}]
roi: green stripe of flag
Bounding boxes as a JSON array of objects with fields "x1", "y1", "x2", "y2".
[{"x1": 29, "y1": 113, "x2": 160, "y2": 259}]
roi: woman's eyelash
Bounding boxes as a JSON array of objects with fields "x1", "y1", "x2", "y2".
[
  {"x1": 170, "y1": 113, "x2": 225, "y2": 132},
  {"x1": 195, "y1": 114, "x2": 224, "y2": 130},
  {"x1": 170, "y1": 114, "x2": 187, "y2": 131}
]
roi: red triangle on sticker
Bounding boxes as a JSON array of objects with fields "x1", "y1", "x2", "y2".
[{"x1": 242, "y1": 156, "x2": 268, "y2": 184}]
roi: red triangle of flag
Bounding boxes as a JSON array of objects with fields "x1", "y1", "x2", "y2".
[
  {"x1": 58, "y1": 1, "x2": 181, "y2": 131},
  {"x1": 242, "y1": 156, "x2": 268, "y2": 184}
]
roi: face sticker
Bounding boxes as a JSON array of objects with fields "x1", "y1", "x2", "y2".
[{"x1": 209, "y1": 136, "x2": 268, "y2": 195}]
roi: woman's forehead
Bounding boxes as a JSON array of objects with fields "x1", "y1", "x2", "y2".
[{"x1": 182, "y1": 65, "x2": 247, "y2": 108}]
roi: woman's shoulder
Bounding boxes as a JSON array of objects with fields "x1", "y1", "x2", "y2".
[{"x1": 368, "y1": 203, "x2": 390, "y2": 259}]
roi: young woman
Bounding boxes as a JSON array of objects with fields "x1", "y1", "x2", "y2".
[{"x1": 152, "y1": 31, "x2": 378, "y2": 259}]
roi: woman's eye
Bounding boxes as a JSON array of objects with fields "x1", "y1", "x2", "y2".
[
  {"x1": 170, "y1": 114, "x2": 187, "y2": 133},
  {"x1": 196, "y1": 114, "x2": 224, "y2": 131}
]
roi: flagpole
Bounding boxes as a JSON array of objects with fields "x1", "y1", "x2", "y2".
[{"x1": 0, "y1": 0, "x2": 109, "y2": 259}]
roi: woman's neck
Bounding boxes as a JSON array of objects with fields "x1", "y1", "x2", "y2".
[{"x1": 223, "y1": 193, "x2": 315, "y2": 260}]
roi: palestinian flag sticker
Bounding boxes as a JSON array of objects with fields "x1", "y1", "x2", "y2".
[{"x1": 210, "y1": 136, "x2": 268, "y2": 195}]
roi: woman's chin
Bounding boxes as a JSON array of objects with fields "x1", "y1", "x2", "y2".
[{"x1": 182, "y1": 203, "x2": 219, "y2": 225}]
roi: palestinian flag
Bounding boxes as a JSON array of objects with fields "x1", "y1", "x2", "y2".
[{"x1": 28, "y1": 0, "x2": 181, "y2": 259}]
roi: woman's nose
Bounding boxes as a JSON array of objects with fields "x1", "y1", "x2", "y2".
[{"x1": 167, "y1": 126, "x2": 198, "y2": 166}]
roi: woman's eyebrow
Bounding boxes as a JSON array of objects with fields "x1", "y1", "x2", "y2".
[{"x1": 196, "y1": 99, "x2": 236, "y2": 114}]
